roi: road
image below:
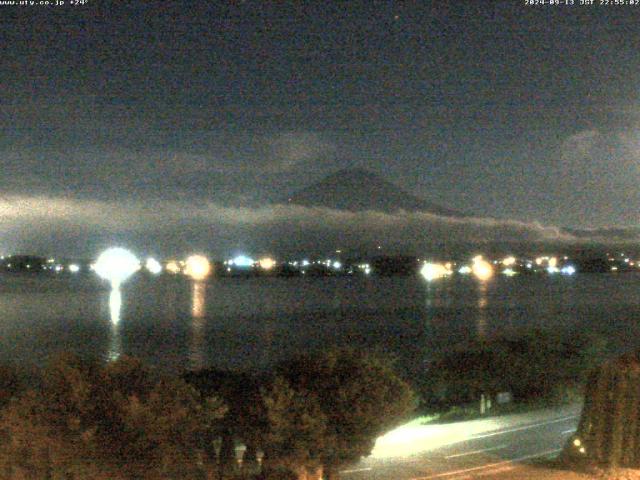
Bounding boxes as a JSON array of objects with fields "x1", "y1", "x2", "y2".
[{"x1": 339, "y1": 404, "x2": 583, "y2": 480}]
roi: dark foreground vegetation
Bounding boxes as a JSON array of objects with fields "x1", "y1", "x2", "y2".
[
  {"x1": 0, "y1": 349, "x2": 416, "y2": 480},
  {"x1": 419, "y1": 328, "x2": 608, "y2": 420},
  {"x1": 564, "y1": 349, "x2": 640, "y2": 471},
  {"x1": 0, "y1": 327, "x2": 610, "y2": 479}
]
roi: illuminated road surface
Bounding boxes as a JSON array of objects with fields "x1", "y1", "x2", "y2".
[{"x1": 339, "y1": 404, "x2": 582, "y2": 480}]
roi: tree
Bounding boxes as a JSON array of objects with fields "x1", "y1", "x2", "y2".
[
  {"x1": 424, "y1": 328, "x2": 608, "y2": 409},
  {"x1": 568, "y1": 350, "x2": 640, "y2": 468},
  {"x1": 183, "y1": 368, "x2": 259, "y2": 474},
  {"x1": 0, "y1": 354, "x2": 117, "y2": 479},
  {"x1": 275, "y1": 349, "x2": 417, "y2": 478},
  {"x1": 0, "y1": 354, "x2": 227, "y2": 480},
  {"x1": 257, "y1": 376, "x2": 326, "y2": 478}
]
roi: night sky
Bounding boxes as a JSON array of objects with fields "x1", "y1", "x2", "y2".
[{"x1": 2, "y1": 1, "x2": 640, "y2": 256}]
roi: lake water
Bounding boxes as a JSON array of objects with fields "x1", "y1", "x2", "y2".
[{"x1": 1, "y1": 272, "x2": 639, "y2": 376}]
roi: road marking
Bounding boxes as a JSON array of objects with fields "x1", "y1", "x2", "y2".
[
  {"x1": 410, "y1": 448, "x2": 562, "y2": 479},
  {"x1": 340, "y1": 467, "x2": 373, "y2": 474},
  {"x1": 445, "y1": 444, "x2": 507, "y2": 459},
  {"x1": 562, "y1": 428, "x2": 576, "y2": 435},
  {"x1": 472, "y1": 415, "x2": 578, "y2": 440}
]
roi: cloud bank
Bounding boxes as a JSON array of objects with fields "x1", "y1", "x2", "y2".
[{"x1": 1, "y1": 194, "x2": 636, "y2": 258}]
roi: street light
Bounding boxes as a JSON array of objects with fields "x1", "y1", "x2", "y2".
[
  {"x1": 93, "y1": 247, "x2": 140, "y2": 289},
  {"x1": 256, "y1": 448, "x2": 265, "y2": 472},
  {"x1": 184, "y1": 255, "x2": 211, "y2": 281},
  {"x1": 234, "y1": 443, "x2": 247, "y2": 470}
]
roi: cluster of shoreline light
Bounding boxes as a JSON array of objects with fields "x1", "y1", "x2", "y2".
[
  {"x1": 92, "y1": 248, "x2": 217, "y2": 286},
  {"x1": 418, "y1": 254, "x2": 583, "y2": 282},
  {"x1": 420, "y1": 255, "x2": 495, "y2": 282},
  {"x1": 4, "y1": 249, "x2": 640, "y2": 282},
  {"x1": 607, "y1": 252, "x2": 639, "y2": 272}
]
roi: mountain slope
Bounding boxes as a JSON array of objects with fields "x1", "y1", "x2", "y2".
[{"x1": 283, "y1": 168, "x2": 465, "y2": 217}]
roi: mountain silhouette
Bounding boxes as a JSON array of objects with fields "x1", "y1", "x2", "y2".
[{"x1": 283, "y1": 168, "x2": 465, "y2": 217}]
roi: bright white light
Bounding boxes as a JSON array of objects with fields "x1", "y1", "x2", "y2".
[
  {"x1": 94, "y1": 248, "x2": 140, "y2": 287},
  {"x1": 332, "y1": 261, "x2": 342, "y2": 270},
  {"x1": 371, "y1": 416, "x2": 501, "y2": 459},
  {"x1": 68, "y1": 264, "x2": 80, "y2": 273},
  {"x1": 302, "y1": 259, "x2": 310, "y2": 267},
  {"x1": 472, "y1": 256, "x2": 493, "y2": 281},
  {"x1": 184, "y1": 255, "x2": 212, "y2": 281},
  {"x1": 502, "y1": 268, "x2": 517, "y2": 276},
  {"x1": 458, "y1": 265, "x2": 472, "y2": 274},
  {"x1": 145, "y1": 257, "x2": 162, "y2": 275},
  {"x1": 561, "y1": 265, "x2": 576, "y2": 275},
  {"x1": 421, "y1": 263, "x2": 450, "y2": 282},
  {"x1": 231, "y1": 255, "x2": 254, "y2": 267},
  {"x1": 547, "y1": 266, "x2": 560, "y2": 274}
]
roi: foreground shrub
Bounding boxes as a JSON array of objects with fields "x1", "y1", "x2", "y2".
[
  {"x1": 422, "y1": 328, "x2": 607, "y2": 409},
  {"x1": 185, "y1": 349, "x2": 416, "y2": 479},
  {"x1": 1, "y1": 350, "x2": 416, "y2": 479},
  {"x1": 261, "y1": 348, "x2": 417, "y2": 479},
  {"x1": 0, "y1": 354, "x2": 226, "y2": 480},
  {"x1": 257, "y1": 376, "x2": 327, "y2": 476}
]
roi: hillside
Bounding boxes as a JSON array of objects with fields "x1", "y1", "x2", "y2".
[{"x1": 283, "y1": 168, "x2": 465, "y2": 217}]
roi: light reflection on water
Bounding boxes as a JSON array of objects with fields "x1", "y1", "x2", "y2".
[
  {"x1": 108, "y1": 288, "x2": 122, "y2": 361},
  {"x1": 0, "y1": 273, "x2": 640, "y2": 374},
  {"x1": 476, "y1": 282, "x2": 488, "y2": 340},
  {"x1": 189, "y1": 281, "x2": 206, "y2": 370}
]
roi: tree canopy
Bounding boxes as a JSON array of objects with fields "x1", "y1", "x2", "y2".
[
  {"x1": 262, "y1": 348, "x2": 417, "y2": 476},
  {"x1": 0, "y1": 354, "x2": 227, "y2": 480}
]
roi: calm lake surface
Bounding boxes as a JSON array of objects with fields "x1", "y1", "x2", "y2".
[{"x1": 1, "y1": 272, "x2": 639, "y2": 375}]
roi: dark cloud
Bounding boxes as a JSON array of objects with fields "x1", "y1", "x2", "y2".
[
  {"x1": 2, "y1": 2, "x2": 640, "y2": 231},
  {"x1": 5, "y1": 194, "x2": 639, "y2": 258},
  {"x1": 262, "y1": 132, "x2": 335, "y2": 173}
]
